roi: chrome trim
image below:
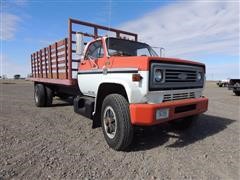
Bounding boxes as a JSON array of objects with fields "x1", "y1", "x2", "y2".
[{"x1": 78, "y1": 68, "x2": 138, "y2": 74}]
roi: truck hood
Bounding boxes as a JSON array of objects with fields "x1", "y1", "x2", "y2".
[{"x1": 110, "y1": 56, "x2": 205, "y2": 71}]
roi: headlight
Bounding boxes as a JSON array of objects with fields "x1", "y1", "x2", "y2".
[
  {"x1": 197, "y1": 72, "x2": 202, "y2": 81},
  {"x1": 154, "y1": 69, "x2": 163, "y2": 82}
]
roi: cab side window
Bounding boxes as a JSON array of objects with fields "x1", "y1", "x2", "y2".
[{"x1": 85, "y1": 41, "x2": 104, "y2": 59}]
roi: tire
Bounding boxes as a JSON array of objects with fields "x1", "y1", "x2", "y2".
[
  {"x1": 170, "y1": 115, "x2": 198, "y2": 130},
  {"x1": 101, "y1": 94, "x2": 133, "y2": 151},
  {"x1": 234, "y1": 91, "x2": 240, "y2": 96},
  {"x1": 45, "y1": 86, "x2": 53, "y2": 106},
  {"x1": 34, "y1": 84, "x2": 46, "y2": 107}
]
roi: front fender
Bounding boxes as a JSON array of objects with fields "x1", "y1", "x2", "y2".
[
  {"x1": 77, "y1": 70, "x2": 149, "y2": 109},
  {"x1": 97, "y1": 79, "x2": 145, "y2": 103}
]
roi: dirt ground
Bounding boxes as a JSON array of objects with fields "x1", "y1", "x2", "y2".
[{"x1": 0, "y1": 80, "x2": 239, "y2": 179}]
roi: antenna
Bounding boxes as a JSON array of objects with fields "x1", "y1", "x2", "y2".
[
  {"x1": 106, "y1": 0, "x2": 112, "y2": 66},
  {"x1": 160, "y1": 47, "x2": 165, "y2": 57}
]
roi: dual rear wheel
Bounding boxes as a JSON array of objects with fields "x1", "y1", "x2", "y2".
[{"x1": 34, "y1": 83, "x2": 53, "y2": 107}]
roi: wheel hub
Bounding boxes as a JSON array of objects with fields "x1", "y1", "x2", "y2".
[{"x1": 103, "y1": 106, "x2": 117, "y2": 139}]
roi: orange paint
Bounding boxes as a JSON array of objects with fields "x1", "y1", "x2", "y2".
[
  {"x1": 79, "y1": 56, "x2": 205, "y2": 71},
  {"x1": 79, "y1": 38, "x2": 205, "y2": 72},
  {"x1": 129, "y1": 97, "x2": 208, "y2": 126},
  {"x1": 109, "y1": 56, "x2": 205, "y2": 71}
]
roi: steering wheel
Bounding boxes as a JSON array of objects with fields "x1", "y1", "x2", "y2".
[{"x1": 111, "y1": 51, "x2": 124, "y2": 56}]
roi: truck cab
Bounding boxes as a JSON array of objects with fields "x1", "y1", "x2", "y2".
[{"x1": 30, "y1": 18, "x2": 208, "y2": 151}]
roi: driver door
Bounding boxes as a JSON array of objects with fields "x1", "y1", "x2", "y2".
[{"x1": 80, "y1": 40, "x2": 105, "y2": 70}]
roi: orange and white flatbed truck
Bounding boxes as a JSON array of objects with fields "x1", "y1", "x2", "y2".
[{"x1": 29, "y1": 18, "x2": 208, "y2": 150}]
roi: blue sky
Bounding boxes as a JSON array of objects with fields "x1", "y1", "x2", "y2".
[{"x1": 1, "y1": 0, "x2": 239, "y2": 80}]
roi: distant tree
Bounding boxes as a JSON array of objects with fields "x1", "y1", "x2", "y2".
[{"x1": 14, "y1": 74, "x2": 21, "y2": 79}]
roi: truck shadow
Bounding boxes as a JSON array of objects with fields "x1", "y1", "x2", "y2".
[
  {"x1": 50, "y1": 98, "x2": 74, "y2": 107},
  {"x1": 129, "y1": 114, "x2": 236, "y2": 151}
]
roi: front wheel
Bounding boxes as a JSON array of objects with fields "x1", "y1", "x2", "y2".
[{"x1": 101, "y1": 94, "x2": 133, "y2": 151}]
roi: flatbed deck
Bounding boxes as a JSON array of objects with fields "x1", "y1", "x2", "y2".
[{"x1": 28, "y1": 78, "x2": 77, "y2": 86}]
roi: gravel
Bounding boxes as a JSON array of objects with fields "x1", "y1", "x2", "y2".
[{"x1": 0, "y1": 80, "x2": 239, "y2": 179}]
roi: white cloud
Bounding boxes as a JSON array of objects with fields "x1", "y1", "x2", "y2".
[
  {"x1": 120, "y1": 1, "x2": 239, "y2": 57},
  {"x1": 0, "y1": 13, "x2": 21, "y2": 40}
]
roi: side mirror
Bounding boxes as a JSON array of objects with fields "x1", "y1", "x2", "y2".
[
  {"x1": 76, "y1": 33, "x2": 84, "y2": 56},
  {"x1": 160, "y1": 47, "x2": 165, "y2": 57}
]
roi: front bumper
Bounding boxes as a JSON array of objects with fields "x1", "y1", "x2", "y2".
[{"x1": 129, "y1": 97, "x2": 208, "y2": 126}]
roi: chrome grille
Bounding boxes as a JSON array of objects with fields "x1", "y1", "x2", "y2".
[
  {"x1": 150, "y1": 62, "x2": 204, "y2": 90},
  {"x1": 165, "y1": 70, "x2": 197, "y2": 82},
  {"x1": 163, "y1": 92, "x2": 195, "y2": 102}
]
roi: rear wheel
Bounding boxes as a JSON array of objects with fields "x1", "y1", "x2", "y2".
[
  {"x1": 233, "y1": 83, "x2": 240, "y2": 96},
  {"x1": 34, "y1": 84, "x2": 46, "y2": 107},
  {"x1": 234, "y1": 91, "x2": 240, "y2": 96},
  {"x1": 45, "y1": 86, "x2": 53, "y2": 106},
  {"x1": 101, "y1": 94, "x2": 133, "y2": 151},
  {"x1": 170, "y1": 115, "x2": 198, "y2": 130}
]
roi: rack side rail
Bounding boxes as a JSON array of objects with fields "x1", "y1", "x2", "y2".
[
  {"x1": 30, "y1": 18, "x2": 138, "y2": 86},
  {"x1": 30, "y1": 38, "x2": 78, "y2": 86},
  {"x1": 67, "y1": 18, "x2": 138, "y2": 79}
]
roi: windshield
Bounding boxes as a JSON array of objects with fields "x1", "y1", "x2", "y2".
[{"x1": 106, "y1": 37, "x2": 158, "y2": 57}]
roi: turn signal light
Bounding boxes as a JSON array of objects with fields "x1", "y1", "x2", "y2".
[{"x1": 132, "y1": 74, "x2": 143, "y2": 82}]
